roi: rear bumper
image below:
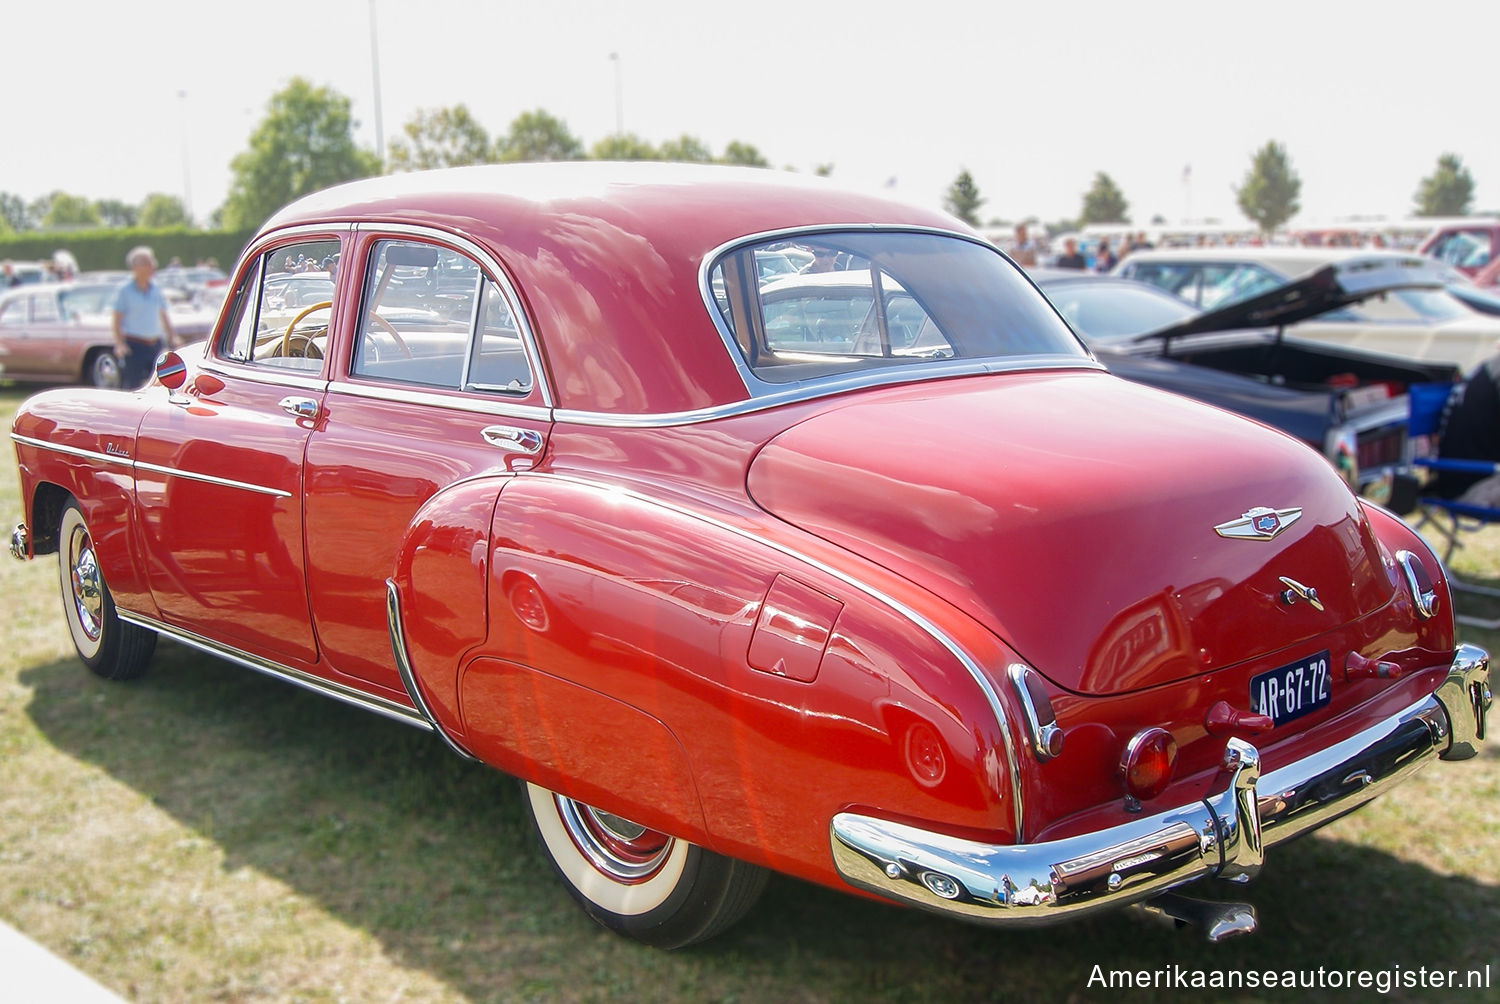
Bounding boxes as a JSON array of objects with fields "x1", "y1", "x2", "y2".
[{"x1": 831, "y1": 644, "x2": 1491, "y2": 926}]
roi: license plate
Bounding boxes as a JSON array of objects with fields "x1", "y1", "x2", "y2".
[{"x1": 1249, "y1": 650, "x2": 1331, "y2": 728}]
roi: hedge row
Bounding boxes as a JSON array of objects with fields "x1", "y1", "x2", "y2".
[{"x1": 0, "y1": 227, "x2": 257, "y2": 272}]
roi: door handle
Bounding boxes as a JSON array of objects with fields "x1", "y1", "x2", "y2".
[
  {"x1": 279, "y1": 396, "x2": 320, "y2": 420},
  {"x1": 481, "y1": 425, "x2": 543, "y2": 455}
]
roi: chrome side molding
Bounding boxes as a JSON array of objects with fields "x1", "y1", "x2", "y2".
[{"x1": 385, "y1": 578, "x2": 480, "y2": 762}]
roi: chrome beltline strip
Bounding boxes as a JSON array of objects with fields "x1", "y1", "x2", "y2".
[
  {"x1": 329, "y1": 380, "x2": 553, "y2": 422},
  {"x1": 553, "y1": 357, "x2": 1103, "y2": 429},
  {"x1": 521, "y1": 469, "x2": 1027, "y2": 837},
  {"x1": 13, "y1": 433, "x2": 292, "y2": 499},
  {"x1": 118, "y1": 610, "x2": 432, "y2": 730}
]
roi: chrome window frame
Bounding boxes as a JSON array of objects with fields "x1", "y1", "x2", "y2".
[
  {"x1": 348, "y1": 222, "x2": 552, "y2": 408},
  {"x1": 697, "y1": 224, "x2": 1099, "y2": 397}
]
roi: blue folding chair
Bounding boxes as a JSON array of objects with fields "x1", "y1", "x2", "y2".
[{"x1": 1407, "y1": 381, "x2": 1500, "y2": 627}]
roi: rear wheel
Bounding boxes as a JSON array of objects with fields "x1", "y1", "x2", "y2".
[
  {"x1": 58, "y1": 501, "x2": 155, "y2": 680},
  {"x1": 521, "y1": 781, "x2": 768, "y2": 948}
]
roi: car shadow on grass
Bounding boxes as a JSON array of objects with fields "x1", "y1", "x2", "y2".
[{"x1": 18, "y1": 641, "x2": 1500, "y2": 1003}]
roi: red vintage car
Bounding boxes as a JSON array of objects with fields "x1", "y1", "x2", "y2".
[{"x1": 8, "y1": 164, "x2": 1491, "y2": 948}]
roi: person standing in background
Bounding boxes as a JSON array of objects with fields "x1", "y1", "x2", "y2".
[{"x1": 112, "y1": 246, "x2": 178, "y2": 390}]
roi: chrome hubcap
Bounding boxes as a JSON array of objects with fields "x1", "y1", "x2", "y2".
[
  {"x1": 67, "y1": 525, "x2": 104, "y2": 642},
  {"x1": 556, "y1": 795, "x2": 673, "y2": 882}
]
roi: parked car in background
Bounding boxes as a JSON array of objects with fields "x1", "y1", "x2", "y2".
[
  {"x1": 1418, "y1": 218, "x2": 1499, "y2": 277},
  {"x1": 1116, "y1": 248, "x2": 1500, "y2": 371},
  {"x1": 1032, "y1": 269, "x2": 1460, "y2": 495},
  {"x1": 0, "y1": 281, "x2": 214, "y2": 387},
  {"x1": 9, "y1": 164, "x2": 1489, "y2": 948}
]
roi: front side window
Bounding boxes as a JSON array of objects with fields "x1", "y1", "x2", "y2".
[
  {"x1": 217, "y1": 238, "x2": 341, "y2": 370},
  {"x1": 351, "y1": 239, "x2": 533, "y2": 395},
  {"x1": 709, "y1": 232, "x2": 1085, "y2": 385}
]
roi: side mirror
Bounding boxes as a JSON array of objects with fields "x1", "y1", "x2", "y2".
[
  {"x1": 155, "y1": 350, "x2": 187, "y2": 390},
  {"x1": 155, "y1": 351, "x2": 191, "y2": 405}
]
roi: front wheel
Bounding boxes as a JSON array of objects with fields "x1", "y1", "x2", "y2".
[
  {"x1": 58, "y1": 501, "x2": 156, "y2": 680},
  {"x1": 521, "y1": 781, "x2": 768, "y2": 948}
]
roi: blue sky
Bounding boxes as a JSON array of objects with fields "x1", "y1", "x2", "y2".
[{"x1": 6, "y1": 0, "x2": 1494, "y2": 228}]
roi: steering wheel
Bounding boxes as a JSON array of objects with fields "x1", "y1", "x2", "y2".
[
  {"x1": 280, "y1": 300, "x2": 335, "y2": 359},
  {"x1": 278, "y1": 302, "x2": 413, "y2": 361},
  {"x1": 361, "y1": 311, "x2": 412, "y2": 360}
]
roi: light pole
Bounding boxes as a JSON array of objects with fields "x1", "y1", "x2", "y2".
[
  {"x1": 609, "y1": 52, "x2": 623, "y2": 134},
  {"x1": 177, "y1": 90, "x2": 192, "y2": 223},
  {"x1": 369, "y1": 0, "x2": 386, "y2": 164}
]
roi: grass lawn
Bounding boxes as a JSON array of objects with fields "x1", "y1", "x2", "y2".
[{"x1": 2, "y1": 383, "x2": 1497, "y2": 1003}]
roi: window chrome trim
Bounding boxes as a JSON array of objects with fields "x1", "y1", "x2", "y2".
[
  {"x1": 117, "y1": 610, "x2": 431, "y2": 730},
  {"x1": 328, "y1": 379, "x2": 553, "y2": 422},
  {"x1": 351, "y1": 222, "x2": 552, "y2": 408},
  {"x1": 196, "y1": 359, "x2": 331, "y2": 394},
  {"x1": 553, "y1": 356, "x2": 1102, "y2": 428},
  {"x1": 515, "y1": 469, "x2": 1026, "y2": 837},
  {"x1": 697, "y1": 223, "x2": 1094, "y2": 402}
]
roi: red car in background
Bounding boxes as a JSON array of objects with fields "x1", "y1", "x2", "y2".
[
  {"x1": 1419, "y1": 218, "x2": 1500, "y2": 277},
  {"x1": 9, "y1": 164, "x2": 1490, "y2": 948}
]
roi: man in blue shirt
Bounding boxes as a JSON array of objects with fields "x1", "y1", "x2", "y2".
[{"x1": 111, "y1": 246, "x2": 178, "y2": 390}]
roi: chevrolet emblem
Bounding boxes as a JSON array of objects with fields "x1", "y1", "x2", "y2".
[{"x1": 1214, "y1": 506, "x2": 1302, "y2": 541}]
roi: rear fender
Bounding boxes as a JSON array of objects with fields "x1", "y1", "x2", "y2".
[
  {"x1": 389, "y1": 476, "x2": 507, "y2": 741},
  {"x1": 462, "y1": 473, "x2": 1021, "y2": 884}
]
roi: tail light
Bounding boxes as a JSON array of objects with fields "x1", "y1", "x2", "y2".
[{"x1": 1120, "y1": 727, "x2": 1177, "y2": 804}]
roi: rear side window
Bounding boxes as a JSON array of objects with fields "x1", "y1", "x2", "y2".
[
  {"x1": 351, "y1": 238, "x2": 533, "y2": 395},
  {"x1": 708, "y1": 232, "x2": 1085, "y2": 385}
]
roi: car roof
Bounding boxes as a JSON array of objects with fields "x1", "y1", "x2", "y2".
[{"x1": 259, "y1": 163, "x2": 966, "y2": 416}]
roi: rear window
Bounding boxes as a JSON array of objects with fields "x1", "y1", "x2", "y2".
[{"x1": 708, "y1": 232, "x2": 1086, "y2": 385}]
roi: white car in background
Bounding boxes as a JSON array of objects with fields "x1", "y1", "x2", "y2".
[{"x1": 1115, "y1": 247, "x2": 1500, "y2": 372}]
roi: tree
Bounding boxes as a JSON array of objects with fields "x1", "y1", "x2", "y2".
[
  {"x1": 40, "y1": 191, "x2": 102, "y2": 229},
  {"x1": 219, "y1": 77, "x2": 380, "y2": 232},
  {"x1": 93, "y1": 198, "x2": 139, "y2": 228},
  {"x1": 720, "y1": 141, "x2": 770, "y2": 168},
  {"x1": 658, "y1": 134, "x2": 714, "y2": 163},
  {"x1": 496, "y1": 109, "x2": 584, "y2": 163},
  {"x1": 388, "y1": 104, "x2": 493, "y2": 172},
  {"x1": 590, "y1": 133, "x2": 658, "y2": 161},
  {"x1": 943, "y1": 169, "x2": 985, "y2": 227},
  {"x1": 1414, "y1": 153, "x2": 1475, "y2": 217},
  {"x1": 1236, "y1": 140, "x2": 1301, "y2": 235},
  {"x1": 139, "y1": 193, "x2": 191, "y2": 228},
  {"x1": 1079, "y1": 172, "x2": 1130, "y2": 225},
  {"x1": 1, "y1": 191, "x2": 34, "y2": 231}
]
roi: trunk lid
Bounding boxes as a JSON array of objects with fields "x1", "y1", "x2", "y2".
[{"x1": 746, "y1": 371, "x2": 1396, "y2": 695}]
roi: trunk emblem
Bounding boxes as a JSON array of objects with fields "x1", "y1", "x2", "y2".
[{"x1": 1214, "y1": 506, "x2": 1302, "y2": 541}]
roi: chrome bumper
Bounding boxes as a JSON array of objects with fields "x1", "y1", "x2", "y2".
[
  {"x1": 10, "y1": 522, "x2": 29, "y2": 562},
  {"x1": 831, "y1": 644, "x2": 1490, "y2": 926}
]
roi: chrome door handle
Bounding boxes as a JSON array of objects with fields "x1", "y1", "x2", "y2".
[
  {"x1": 481, "y1": 425, "x2": 544, "y2": 455},
  {"x1": 279, "y1": 396, "x2": 320, "y2": 420}
]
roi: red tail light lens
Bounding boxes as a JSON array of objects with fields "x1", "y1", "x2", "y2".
[{"x1": 1120, "y1": 727, "x2": 1177, "y2": 802}]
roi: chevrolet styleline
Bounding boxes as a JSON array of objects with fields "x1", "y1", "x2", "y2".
[{"x1": 8, "y1": 164, "x2": 1491, "y2": 948}]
